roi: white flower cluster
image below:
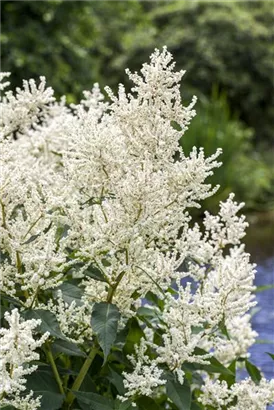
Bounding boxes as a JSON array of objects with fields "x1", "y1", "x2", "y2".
[
  {"x1": 0, "y1": 47, "x2": 272, "y2": 405},
  {"x1": 41, "y1": 290, "x2": 93, "y2": 344},
  {"x1": 0, "y1": 73, "x2": 54, "y2": 140},
  {"x1": 121, "y1": 338, "x2": 166, "y2": 400},
  {"x1": 199, "y1": 377, "x2": 274, "y2": 410},
  {"x1": 0, "y1": 309, "x2": 49, "y2": 409}
]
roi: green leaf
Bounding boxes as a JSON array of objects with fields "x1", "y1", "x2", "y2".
[
  {"x1": 190, "y1": 403, "x2": 203, "y2": 410},
  {"x1": 219, "y1": 359, "x2": 236, "y2": 387},
  {"x1": 192, "y1": 348, "x2": 234, "y2": 376},
  {"x1": 254, "y1": 284, "x2": 274, "y2": 293},
  {"x1": 255, "y1": 339, "x2": 274, "y2": 344},
  {"x1": 108, "y1": 366, "x2": 125, "y2": 395},
  {"x1": 267, "y1": 352, "x2": 274, "y2": 360},
  {"x1": 55, "y1": 223, "x2": 70, "y2": 242},
  {"x1": 136, "y1": 397, "x2": 162, "y2": 410},
  {"x1": 91, "y1": 302, "x2": 121, "y2": 364},
  {"x1": 54, "y1": 282, "x2": 84, "y2": 306},
  {"x1": 26, "y1": 369, "x2": 64, "y2": 410},
  {"x1": 0, "y1": 304, "x2": 10, "y2": 319},
  {"x1": 114, "y1": 326, "x2": 129, "y2": 349},
  {"x1": 52, "y1": 339, "x2": 86, "y2": 357},
  {"x1": 202, "y1": 358, "x2": 234, "y2": 375},
  {"x1": 84, "y1": 264, "x2": 107, "y2": 282},
  {"x1": 245, "y1": 360, "x2": 262, "y2": 383},
  {"x1": 78, "y1": 373, "x2": 97, "y2": 393},
  {"x1": 123, "y1": 317, "x2": 145, "y2": 355},
  {"x1": 145, "y1": 292, "x2": 164, "y2": 310},
  {"x1": 22, "y1": 233, "x2": 41, "y2": 245},
  {"x1": 166, "y1": 378, "x2": 191, "y2": 410},
  {"x1": 102, "y1": 258, "x2": 111, "y2": 267},
  {"x1": 0, "y1": 406, "x2": 17, "y2": 410},
  {"x1": 136, "y1": 306, "x2": 156, "y2": 318},
  {"x1": 74, "y1": 391, "x2": 114, "y2": 410},
  {"x1": 114, "y1": 399, "x2": 134, "y2": 410},
  {"x1": 0, "y1": 248, "x2": 10, "y2": 260},
  {"x1": 219, "y1": 317, "x2": 230, "y2": 339},
  {"x1": 0, "y1": 292, "x2": 23, "y2": 307},
  {"x1": 22, "y1": 309, "x2": 66, "y2": 340},
  {"x1": 190, "y1": 372, "x2": 204, "y2": 388}
]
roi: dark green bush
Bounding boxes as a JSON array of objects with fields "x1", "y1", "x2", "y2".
[
  {"x1": 123, "y1": 1, "x2": 274, "y2": 144},
  {"x1": 2, "y1": 1, "x2": 273, "y2": 143},
  {"x1": 179, "y1": 88, "x2": 273, "y2": 213}
]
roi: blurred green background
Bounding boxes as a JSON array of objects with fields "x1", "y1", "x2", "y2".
[{"x1": 1, "y1": 0, "x2": 274, "y2": 215}]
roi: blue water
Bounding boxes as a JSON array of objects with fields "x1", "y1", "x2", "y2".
[
  {"x1": 250, "y1": 256, "x2": 274, "y2": 380},
  {"x1": 234, "y1": 251, "x2": 274, "y2": 409}
]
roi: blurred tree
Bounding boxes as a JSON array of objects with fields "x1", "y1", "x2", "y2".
[
  {"x1": 123, "y1": 1, "x2": 274, "y2": 145},
  {"x1": 178, "y1": 88, "x2": 273, "y2": 213},
  {"x1": 2, "y1": 1, "x2": 273, "y2": 144},
  {"x1": 1, "y1": 0, "x2": 146, "y2": 101}
]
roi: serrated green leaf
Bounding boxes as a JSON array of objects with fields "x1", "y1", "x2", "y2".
[
  {"x1": 52, "y1": 339, "x2": 86, "y2": 357},
  {"x1": 22, "y1": 309, "x2": 66, "y2": 340},
  {"x1": 245, "y1": 360, "x2": 262, "y2": 383},
  {"x1": 91, "y1": 302, "x2": 120, "y2": 364},
  {"x1": 267, "y1": 352, "x2": 274, "y2": 360},
  {"x1": 166, "y1": 378, "x2": 191, "y2": 410},
  {"x1": 74, "y1": 391, "x2": 114, "y2": 410}
]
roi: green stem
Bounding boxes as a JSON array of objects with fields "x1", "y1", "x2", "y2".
[
  {"x1": 16, "y1": 251, "x2": 29, "y2": 300},
  {"x1": 45, "y1": 341, "x2": 65, "y2": 395},
  {"x1": 0, "y1": 199, "x2": 7, "y2": 229},
  {"x1": 136, "y1": 265, "x2": 166, "y2": 297},
  {"x1": 65, "y1": 346, "x2": 97, "y2": 407},
  {"x1": 107, "y1": 270, "x2": 126, "y2": 303},
  {"x1": 29, "y1": 286, "x2": 39, "y2": 309},
  {"x1": 23, "y1": 214, "x2": 43, "y2": 240}
]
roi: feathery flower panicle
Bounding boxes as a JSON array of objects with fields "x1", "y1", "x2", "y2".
[
  {"x1": 0, "y1": 47, "x2": 272, "y2": 408},
  {"x1": 0, "y1": 309, "x2": 49, "y2": 408},
  {"x1": 0, "y1": 76, "x2": 55, "y2": 140},
  {"x1": 199, "y1": 377, "x2": 274, "y2": 410}
]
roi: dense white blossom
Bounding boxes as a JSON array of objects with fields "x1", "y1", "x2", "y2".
[
  {"x1": 0, "y1": 76, "x2": 54, "y2": 140},
  {"x1": 0, "y1": 47, "x2": 269, "y2": 406},
  {"x1": 0, "y1": 309, "x2": 48, "y2": 407},
  {"x1": 199, "y1": 377, "x2": 274, "y2": 409},
  {"x1": 121, "y1": 339, "x2": 166, "y2": 399},
  {"x1": 41, "y1": 290, "x2": 93, "y2": 344}
]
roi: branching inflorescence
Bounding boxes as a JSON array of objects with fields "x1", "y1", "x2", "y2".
[{"x1": 0, "y1": 48, "x2": 273, "y2": 410}]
